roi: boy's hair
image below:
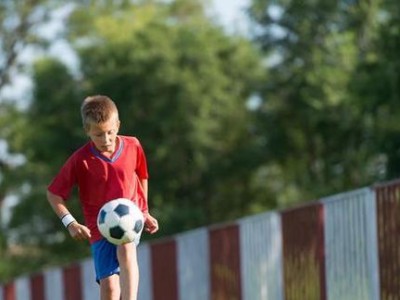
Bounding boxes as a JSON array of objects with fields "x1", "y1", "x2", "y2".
[{"x1": 81, "y1": 95, "x2": 119, "y2": 130}]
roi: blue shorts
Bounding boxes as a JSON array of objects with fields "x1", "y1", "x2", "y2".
[{"x1": 91, "y1": 238, "x2": 140, "y2": 282}]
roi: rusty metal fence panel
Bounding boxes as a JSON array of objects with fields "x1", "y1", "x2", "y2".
[
  {"x1": 238, "y1": 212, "x2": 284, "y2": 300},
  {"x1": 209, "y1": 224, "x2": 242, "y2": 300},
  {"x1": 281, "y1": 203, "x2": 326, "y2": 300},
  {"x1": 30, "y1": 273, "x2": 44, "y2": 300},
  {"x1": 321, "y1": 188, "x2": 379, "y2": 300},
  {"x1": 2, "y1": 283, "x2": 13, "y2": 300},
  {"x1": 375, "y1": 180, "x2": 400, "y2": 300},
  {"x1": 151, "y1": 239, "x2": 178, "y2": 300},
  {"x1": 176, "y1": 228, "x2": 210, "y2": 300}
]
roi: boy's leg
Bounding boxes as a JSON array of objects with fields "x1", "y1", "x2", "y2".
[
  {"x1": 117, "y1": 243, "x2": 139, "y2": 300},
  {"x1": 91, "y1": 239, "x2": 121, "y2": 299},
  {"x1": 100, "y1": 275, "x2": 120, "y2": 300}
]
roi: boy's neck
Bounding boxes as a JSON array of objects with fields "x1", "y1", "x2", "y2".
[{"x1": 98, "y1": 136, "x2": 119, "y2": 158}]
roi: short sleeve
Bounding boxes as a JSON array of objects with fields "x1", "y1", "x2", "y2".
[
  {"x1": 136, "y1": 140, "x2": 149, "y2": 179},
  {"x1": 47, "y1": 154, "x2": 77, "y2": 201}
]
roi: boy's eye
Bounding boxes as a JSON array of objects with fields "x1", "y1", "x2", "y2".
[{"x1": 95, "y1": 130, "x2": 114, "y2": 137}]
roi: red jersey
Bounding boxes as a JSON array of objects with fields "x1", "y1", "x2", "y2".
[{"x1": 48, "y1": 135, "x2": 149, "y2": 243}]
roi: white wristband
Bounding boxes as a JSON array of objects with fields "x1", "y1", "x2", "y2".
[{"x1": 61, "y1": 214, "x2": 76, "y2": 228}]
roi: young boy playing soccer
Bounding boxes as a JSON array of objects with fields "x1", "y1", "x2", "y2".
[{"x1": 47, "y1": 95, "x2": 159, "y2": 300}]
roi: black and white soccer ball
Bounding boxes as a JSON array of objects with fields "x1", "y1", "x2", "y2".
[{"x1": 97, "y1": 198, "x2": 144, "y2": 245}]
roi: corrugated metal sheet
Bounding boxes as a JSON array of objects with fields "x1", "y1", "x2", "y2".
[
  {"x1": 137, "y1": 243, "x2": 153, "y2": 300},
  {"x1": 177, "y1": 228, "x2": 210, "y2": 300},
  {"x1": 62, "y1": 264, "x2": 82, "y2": 300},
  {"x1": 9, "y1": 179, "x2": 400, "y2": 300},
  {"x1": 281, "y1": 203, "x2": 326, "y2": 300},
  {"x1": 375, "y1": 180, "x2": 400, "y2": 300},
  {"x1": 15, "y1": 277, "x2": 30, "y2": 300},
  {"x1": 30, "y1": 273, "x2": 44, "y2": 300},
  {"x1": 322, "y1": 188, "x2": 379, "y2": 300},
  {"x1": 238, "y1": 212, "x2": 284, "y2": 300},
  {"x1": 2, "y1": 283, "x2": 13, "y2": 300},
  {"x1": 44, "y1": 267, "x2": 63, "y2": 300},
  {"x1": 209, "y1": 224, "x2": 242, "y2": 300},
  {"x1": 81, "y1": 258, "x2": 100, "y2": 300},
  {"x1": 151, "y1": 239, "x2": 178, "y2": 300}
]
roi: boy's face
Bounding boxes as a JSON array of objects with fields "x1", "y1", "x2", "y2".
[{"x1": 86, "y1": 114, "x2": 120, "y2": 154}]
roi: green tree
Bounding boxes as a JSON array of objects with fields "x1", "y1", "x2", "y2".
[
  {"x1": 349, "y1": 0, "x2": 400, "y2": 179},
  {"x1": 0, "y1": 0, "x2": 53, "y2": 89},
  {"x1": 0, "y1": 0, "x2": 66, "y2": 273},
  {"x1": 249, "y1": 0, "x2": 385, "y2": 206},
  {"x1": 2, "y1": 58, "x2": 89, "y2": 281}
]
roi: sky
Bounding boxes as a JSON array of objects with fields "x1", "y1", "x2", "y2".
[{"x1": 210, "y1": 0, "x2": 251, "y2": 34}]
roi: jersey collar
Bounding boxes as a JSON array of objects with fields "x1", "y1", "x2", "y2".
[{"x1": 90, "y1": 137, "x2": 124, "y2": 163}]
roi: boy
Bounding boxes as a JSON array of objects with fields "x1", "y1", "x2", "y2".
[{"x1": 47, "y1": 95, "x2": 158, "y2": 300}]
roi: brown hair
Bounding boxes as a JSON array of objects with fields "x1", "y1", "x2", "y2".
[{"x1": 81, "y1": 95, "x2": 119, "y2": 130}]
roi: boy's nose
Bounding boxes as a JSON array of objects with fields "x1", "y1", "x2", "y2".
[{"x1": 101, "y1": 134, "x2": 109, "y2": 143}]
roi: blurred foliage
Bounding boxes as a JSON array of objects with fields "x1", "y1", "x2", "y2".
[
  {"x1": 248, "y1": 0, "x2": 398, "y2": 205},
  {"x1": 0, "y1": 0, "x2": 53, "y2": 89},
  {"x1": 0, "y1": 0, "x2": 71, "y2": 266},
  {"x1": 0, "y1": 0, "x2": 400, "y2": 282}
]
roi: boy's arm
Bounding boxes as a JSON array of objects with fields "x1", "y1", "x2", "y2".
[
  {"x1": 47, "y1": 190, "x2": 91, "y2": 241},
  {"x1": 139, "y1": 178, "x2": 159, "y2": 234},
  {"x1": 140, "y1": 178, "x2": 148, "y2": 200}
]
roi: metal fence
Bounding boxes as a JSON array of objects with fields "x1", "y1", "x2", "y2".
[
  {"x1": 322, "y1": 188, "x2": 379, "y2": 300},
  {"x1": 2, "y1": 180, "x2": 400, "y2": 299}
]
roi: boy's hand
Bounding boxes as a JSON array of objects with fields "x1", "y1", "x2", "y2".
[
  {"x1": 67, "y1": 222, "x2": 91, "y2": 241},
  {"x1": 144, "y1": 213, "x2": 159, "y2": 234}
]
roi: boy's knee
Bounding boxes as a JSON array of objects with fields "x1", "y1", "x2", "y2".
[
  {"x1": 117, "y1": 243, "x2": 137, "y2": 265},
  {"x1": 100, "y1": 275, "x2": 120, "y2": 296}
]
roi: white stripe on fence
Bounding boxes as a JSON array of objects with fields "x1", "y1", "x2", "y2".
[
  {"x1": 44, "y1": 267, "x2": 63, "y2": 300},
  {"x1": 81, "y1": 258, "x2": 100, "y2": 300},
  {"x1": 238, "y1": 212, "x2": 284, "y2": 300},
  {"x1": 322, "y1": 187, "x2": 380, "y2": 300},
  {"x1": 15, "y1": 276, "x2": 30, "y2": 300},
  {"x1": 137, "y1": 243, "x2": 153, "y2": 300},
  {"x1": 177, "y1": 228, "x2": 210, "y2": 300}
]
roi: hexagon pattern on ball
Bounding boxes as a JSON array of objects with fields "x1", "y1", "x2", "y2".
[{"x1": 97, "y1": 198, "x2": 144, "y2": 245}]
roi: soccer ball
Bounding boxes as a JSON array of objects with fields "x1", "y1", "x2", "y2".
[{"x1": 97, "y1": 198, "x2": 144, "y2": 245}]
